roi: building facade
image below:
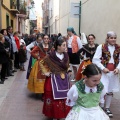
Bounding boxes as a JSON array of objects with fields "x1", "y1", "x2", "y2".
[
  {"x1": 36, "y1": 12, "x2": 43, "y2": 33},
  {"x1": 1, "y1": 0, "x2": 19, "y2": 31},
  {"x1": 80, "y1": 0, "x2": 120, "y2": 43},
  {"x1": 42, "y1": 0, "x2": 80, "y2": 35},
  {"x1": 0, "y1": 0, "x2": 2, "y2": 30},
  {"x1": 42, "y1": 0, "x2": 49, "y2": 34},
  {"x1": 49, "y1": 0, "x2": 59, "y2": 34},
  {"x1": 42, "y1": 0, "x2": 120, "y2": 44},
  {"x1": 42, "y1": 0, "x2": 81, "y2": 35},
  {"x1": 58, "y1": 0, "x2": 80, "y2": 35},
  {"x1": 24, "y1": 0, "x2": 32, "y2": 35},
  {"x1": 0, "y1": 0, "x2": 31, "y2": 35}
]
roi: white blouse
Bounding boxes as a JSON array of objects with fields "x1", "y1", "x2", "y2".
[
  {"x1": 67, "y1": 35, "x2": 83, "y2": 49},
  {"x1": 66, "y1": 84, "x2": 106, "y2": 106},
  {"x1": 26, "y1": 41, "x2": 39, "y2": 52},
  {"x1": 56, "y1": 52, "x2": 64, "y2": 60},
  {"x1": 92, "y1": 44, "x2": 120, "y2": 70}
]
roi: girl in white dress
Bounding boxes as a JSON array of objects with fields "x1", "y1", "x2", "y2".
[
  {"x1": 65, "y1": 64, "x2": 109, "y2": 120},
  {"x1": 93, "y1": 31, "x2": 120, "y2": 117}
]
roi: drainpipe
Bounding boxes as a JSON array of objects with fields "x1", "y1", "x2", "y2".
[
  {"x1": 0, "y1": 0, "x2": 2, "y2": 29},
  {"x1": 79, "y1": 1, "x2": 81, "y2": 35}
]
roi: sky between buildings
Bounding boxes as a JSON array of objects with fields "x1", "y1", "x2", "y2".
[{"x1": 34, "y1": 0, "x2": 43, "y2": 16}]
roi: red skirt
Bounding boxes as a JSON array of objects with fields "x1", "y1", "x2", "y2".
[{"x1": 43, "y1": 77, "x2": 71, "y2": 119}]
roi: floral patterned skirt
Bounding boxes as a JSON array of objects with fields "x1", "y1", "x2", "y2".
[{"x1": 43, "y1": 77, "x2": 71, "y2": 119}]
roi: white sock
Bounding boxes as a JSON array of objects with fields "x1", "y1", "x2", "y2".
[{"x1": 105, "y1": 95, "x2": 112, "y2": 108}]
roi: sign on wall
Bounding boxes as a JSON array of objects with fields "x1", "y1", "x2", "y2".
[{"x1": 71, "y1": 3, "x2": 80, "y2": 18}]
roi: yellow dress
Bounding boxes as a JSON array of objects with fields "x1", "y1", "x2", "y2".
[
  {"x1": 27, "y1": 46, "x2": 52, "y2": 93},
  {"x1": 27, "y1": 60, "x2": 45, "y2": 93}
]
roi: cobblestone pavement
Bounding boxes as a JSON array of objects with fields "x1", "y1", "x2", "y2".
[{"x1": 0, "y1": 59, "x2": 120, "y2": 120}]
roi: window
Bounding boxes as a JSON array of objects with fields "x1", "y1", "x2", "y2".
[
  {"x1": 6, "y1": 15, "x2": 9, "y2": 27},
  {"x1": 11, "y1": 20, "x2": 13, "y2": 28}
]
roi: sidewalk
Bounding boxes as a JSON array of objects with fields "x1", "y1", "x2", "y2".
[
  {"x1": 0, "y1": 71, "x2": 18, "y2": 109},
  {"x1": 0, "y1": 61, "x2": 50, "y2": 120},
  {"x1": 0, "y1": 61, "x2": 120, "y2": 120}
]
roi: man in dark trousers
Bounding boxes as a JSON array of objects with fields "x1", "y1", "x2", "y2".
[{"x1": 0, "y1": 34, "x2": 9, "y2": 84}]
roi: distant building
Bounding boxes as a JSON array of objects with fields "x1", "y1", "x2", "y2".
[
  {"x1": 42, "y1": 0, "x2": 81, "y2": 35},
  {"x1": 42, "y1": 0, "x2": 49, "y2": 34},
  {"x1": 49, "y1": 0, "x2": 59, "y2": 34},
  {"x1": 36, "y1": 12, "x2": 43, "y2": 33}
]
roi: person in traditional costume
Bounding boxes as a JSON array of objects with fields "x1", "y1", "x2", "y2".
[
  {"x1": 27, "y1": 34, "x2": 53, "y2": 94},
  {"x1": 67, "y1": 27, "x2": 83, "y2": 81},
  {"x1": 76, "y1": 34, "x2": 98, "y2": 80},
  {"x1": 40, "y1": 37, "x2": 71, "y2": 120},
  {"x1": 92, "y1": 31, "x2": 120, "y2": 118},
  {"x1": 65, "y1": 64, "x2": 110, "y2": 120},
  {"x1": 26, "y1": 34, "x2": 43, "y2": 79}
]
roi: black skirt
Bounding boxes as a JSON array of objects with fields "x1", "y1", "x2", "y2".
[{"x1": 68, "y1": 48, "x2": 80, "y2": 65}]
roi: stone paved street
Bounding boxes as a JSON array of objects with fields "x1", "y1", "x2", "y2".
[{"x1": 0, "y1": 59, "x2": 120, "y2": 120}]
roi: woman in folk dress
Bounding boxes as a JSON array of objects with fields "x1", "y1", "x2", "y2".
[
  {"x1": 76, "y1": 34, "x2": 98, "y2": 81},
  {"x1": 26, "y1": 34, "x2": 43, "y2": 79},
  {"x1": 40, "y1": 37, "x2": 71, "y2": 120},
  {"x1": 27, "y1": 34, "x2": 53, "y2": 94}
]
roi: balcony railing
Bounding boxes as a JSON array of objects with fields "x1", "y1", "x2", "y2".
[
  {"x1": 10, "y1": 0, "x2": 18, "y2": 9},
  {"x1": 19, "y1": 5, "x2": 26, "y2": 14},
  {"x1": 9, "y1": 0, "x2": 20, "y2": 14},
  {"x1": 19, "y1": 0, "x2": 27, "y2": 15},
  {"x1": 10, "y1": 0, "x2": 26, "y2": 15}
]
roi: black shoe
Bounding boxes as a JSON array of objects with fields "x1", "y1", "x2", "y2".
[
  {"x1": 105, "y1": 108, "x2": 113, "y2": 118},
  {"x1": 101, "y1": 107, "x2": 104, "y2": 111},
  {"x1": 9, "y1": 74, "x2": 14, "y2": 76},
  {"x1": 6, "y1": 75, "x2": 9, "y2": 77},
  {"x1": 1, "y1": 78, "x2": 5, "y2": 81},
  {"x1": 15, "y1": 66, "x2": 20, "y2": 69},
  {"x1": 0, "y1": 81, "x2": 4, "y2": 84},
  {"x1": 12, "y1": 70, "x2": 17, "y2": 73}
]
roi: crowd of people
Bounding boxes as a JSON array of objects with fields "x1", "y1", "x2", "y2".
[
  {"x1": 0, "y1": 26, "x2": 28, "y2": 84},
  {"x1": 0, "y1": 26, "x2": 119, "y2": 120},
  {"x1": 0, "y1": 26, "x2": 45, "y2": 84}
]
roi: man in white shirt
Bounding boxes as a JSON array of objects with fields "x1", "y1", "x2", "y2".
[{"x1": 7, "y1": 26, "x2": 18, "y2": 73}]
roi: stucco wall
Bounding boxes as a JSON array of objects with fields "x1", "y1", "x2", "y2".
[
  {"x1": 3, "y1": 0, "x2": 10, "y2": 9},
  {"x1": 58, "y1": 0, "x2": 80, "y2": 35},
  {"x1": 1, "y1": 0, "x2": 16, "y2": 31},
  {"x1": 25, "y1": 19, "x2": 30, "y2": 34},
  {"x1": 1, "y1": 7, "x2": 15, "y2": 30},
  {"x1": 81, "y1": 0, "x2": 120, "y2": 44},
  {"x1": 49, "y1": 0, "x2": 59, "y2": 34}
]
